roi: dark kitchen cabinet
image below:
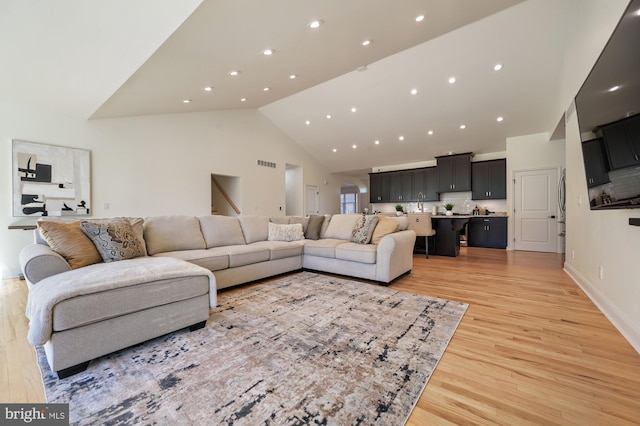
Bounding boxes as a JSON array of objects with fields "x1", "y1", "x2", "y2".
[
  {"x1": 389, "y1": 171, "x2": 413, "y2": 202},
  {"x1": 597, "y1": 114, "x2": 640, "y2": 170},
  {"x1": 369, "y1": 173, "x2": 390, "y2": 203},
  {"x1": 411, "y1": 167, "x2": 438, "y2": 201},
  {"x1": 467, "y1": 217, "x2": 507, "y2": 249},
  {"x1": 581, "y1": 138, "x2": 610, "y2": 188},
  {"x1": 472, "y1": 159, "x2": 506, "y2": 200},
  {"x1": 436, "y1": 153, "x2": 472, "y2": 192}
]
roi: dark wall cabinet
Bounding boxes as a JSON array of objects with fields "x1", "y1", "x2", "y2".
[
  {"x1": 472, "y1": 159, "x2": 506, "y2": 200},
  {"x1": 467, "y1": 217, "x2": 507, "y2": 249},
  {"x1": 411, "y1": 167, "x2": 438, "y2": 201},
  {"x1": 369, "y1": 172, "x2": 389, "y2": 203},
  {"x1": 436, "y1": 153, "x2": 472, "y2": 192},
  {"x1": 597, "y1": 114, "x2": 640, "y2": 170},
  {"x1": 581, "y1": 138, "x2": 610, "y2": 188},
  {"x1": 370, "y1": 167, "x2": 438, "y2": 203}
]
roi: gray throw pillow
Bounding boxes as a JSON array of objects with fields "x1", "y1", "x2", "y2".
[
  {"x1": 305, "y1": 215, "x2": 325, "y2": 240},
  {"x1": 81, "y1": 218, "x2": 147, "y2": 262}
]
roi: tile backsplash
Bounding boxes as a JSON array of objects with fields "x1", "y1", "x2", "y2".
[{"x1": 369, "y1": 191, "x2": 508, "y2": 215}]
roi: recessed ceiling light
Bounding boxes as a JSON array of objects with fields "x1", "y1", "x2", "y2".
[
  {"x1": 411, "y1": 88, "x2": 418, "y2": 95},
  {"x1": 427, "y1": 130, "x2": 434, "y2": 135},
  {"x1": 351, "y1": 107, "x2": 357, "y2": 113},
  {"x1": 204, "y1": 86, "x2": 213, "y2": 92},
  {"x1": 399, "y1": 136, "x2": 405, "y2": 141},
  {"x1": 240, "y1": 98, "x2": 247, "y2": 102},
  {"x1": 289, "y1": 74, "x2": 297, "y2": 79},
  {"x1": 361, "y1": 40, "x2": 371, "y2": 46},
  {"x1": 448, "y1": 77, "x2": 456, "y2": 84},
  {"x1": 326, "y1": 114, "x2": 332, "y2": 119},
  {"x1": 415, "y1": 15, "x2": 425, "y2": 22},
  {"x1": 332, "y1": 148, "x2": 337, "y2": 153},
  {"x1": 308, "y1": 19, "x2": 323, "y2": 29},
  {"x1": 229, "y1": 70, "x2": 240, "y2": 76},
  {"x1": 263, "y1": 87, "x2": 270, "y2": 91},
  {"x1": 497, "y1": 116, "x2": 504, "y2": 122},
  {"x1": 460, "y1": 124, "x2": 466, "y2": 129},
  {"x1": 352, "y1": 144, "x2": 357, "y2": 149},
  {"x1": 608, "y1": 85, "x2": 620, "y2": 92},
  {"x1": 182, "y1": 99, "x2": 191, "y2": 104},
  {"x1": 494, "y1": 64, "x2": 503, "y2": 71},
  {"x1": 262, "y1": 49, "x2": 275, "y2": 56},
  {"x1": 305, "y1": 120, "x2": 311, "y2": 125},
  {"x1": 374, "y1": 140, "x2": 380, "y2": 145}
]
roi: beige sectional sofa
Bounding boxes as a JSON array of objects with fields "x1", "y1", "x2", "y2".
[{"x1": 19, "y1": 213, "x2": 415, "y2": 378}]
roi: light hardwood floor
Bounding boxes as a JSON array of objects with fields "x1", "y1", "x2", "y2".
[{"x1": 2, "y1": 248, "x2": 639, "y2": 424}]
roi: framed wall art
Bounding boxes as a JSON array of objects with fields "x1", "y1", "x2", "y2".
[{"x1": 12, "y1": 139, "x2": 91, "y2": 217}]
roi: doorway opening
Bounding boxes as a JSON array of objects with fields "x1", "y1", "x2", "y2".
[
  {"x1": 211, "y1": 174, "x2": 241, "y2": 216},
  {"x1": 285, "y1": 164, "x2": 303, "y2": 216}
]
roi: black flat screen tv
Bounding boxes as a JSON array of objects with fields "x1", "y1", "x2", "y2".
[{"x1": 575, "y1": 0, "x2": 640, "y2": 210}]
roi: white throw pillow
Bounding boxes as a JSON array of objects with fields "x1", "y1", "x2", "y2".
[{"x1": 268, "y1": 223, "x2": 305, "y2": 242}]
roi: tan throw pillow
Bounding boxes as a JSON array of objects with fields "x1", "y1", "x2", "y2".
[
  {"x1": 350, "y1": 215, "x2": 379, "y2": 244},
  {"x1": 371, "y1": 216, "x2": 400, "y2": 244},
  {"x1": 305, "y1": 215, "x2": 325, "y2": 240},
  {"x1": 81, "y1": 218, "x2": 146, "y2": 262},
  {"x1": 37, "y1": 221, "x2": 103, "y2": 269}
]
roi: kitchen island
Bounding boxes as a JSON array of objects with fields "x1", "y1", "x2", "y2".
[{"x1": 431, "y1": 215, "x2": 471, "y2": 257}]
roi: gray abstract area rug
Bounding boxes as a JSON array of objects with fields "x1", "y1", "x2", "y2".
[{"x1": 37, "y1": 271, "x2": 468, "y2": 425}]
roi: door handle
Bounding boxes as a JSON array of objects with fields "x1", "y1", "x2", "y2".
[{"x1": 548, "y1": 215, "x2": 556, "y2": 219}]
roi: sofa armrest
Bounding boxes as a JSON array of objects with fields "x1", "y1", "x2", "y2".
[
  {"x1": 375, "y1": 230, "x2": 416, "y2": 283},
  {"x1": 19, "y1": 244, "x2": 72, "y2": 287}
]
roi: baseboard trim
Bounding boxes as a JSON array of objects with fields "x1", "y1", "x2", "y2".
[{"x1": 564, "y1": 262, "x2": 640, "y2": 355}]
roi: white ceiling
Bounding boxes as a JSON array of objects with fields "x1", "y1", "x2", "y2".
[{"x1": 2, "y1": 0, "x2": 581, "y2": 176}]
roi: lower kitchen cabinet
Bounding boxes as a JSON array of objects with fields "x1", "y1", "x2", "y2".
[{"x1": 467, "y1": 217, "x2": 507, "y2": 249}]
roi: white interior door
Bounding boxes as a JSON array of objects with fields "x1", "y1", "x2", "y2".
[
  {"x1": 514, "y1": 168, "x2": 558, "y2": 252},
  {"x1": 305, "y1": 185, "x2": 319, "y2": 215}
]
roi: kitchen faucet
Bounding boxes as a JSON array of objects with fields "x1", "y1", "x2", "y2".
[{"x1": 417, "y1": 192, "x2": 424, "y2": 212}]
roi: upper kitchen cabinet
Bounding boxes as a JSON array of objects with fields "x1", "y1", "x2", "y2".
[
  {"x1": 389, "y1": 171, "x2": 414, "y2": 202},
  {"x1": 472, "y1": 159, "x2": 506, "y2": 200},
  {"x1": 436, "y1": 153, "x2": 472, "y2": 193},
  {"x1": 412, "y1": 167, "x2": 438, "y2": 201},
  {"x1": 581, "y1": 138, "x2": 610, "y2": 188},
  {"x1": 369, "y1": 172, "x2": 390, "y2": 203},
  {"x1": 597, "y1": 114, "x2": 640, "y2": 170}
]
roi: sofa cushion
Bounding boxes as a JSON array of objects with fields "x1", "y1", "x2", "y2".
[
  {"x1": 303, "y1": 238, "x2": 346, "y2": 259},
  {"x1": 199, "y1": 215, "x2": 246, "y2": 248},
  {"x1": 81, "y1": 219, "x2": 147, "y2": 262},
  {"x1": 386, "y1": 215, "x2": 409, "y2": 231},
  {"x1": 335, "y1": 242, "x2": 377, "y2": 264},
  {"x1": 224, "y1": 244, "x2": 270, "y2": 267},
  {"x1": 323, "y1": 214, "x2": 361, "y2": 240},
  {"x1": 350, "y1": 215, "x2": 379, "y2": 244},
  {"x1": 268, "y1": 223, "x2": 305, "y2": 242},
  {"x1": 144, "y1": 216, "x2": 206, "y2": 255},
  {"x1": 289, "y1": 216, "x2": 310, "y2": 233},
  {"x1": 269, "y1": 216, "x2": 290, "y2": 224},
  {"x1": 251, "y1": 240, "x2": 304, "y2": 260},
  {"x1": 37, "y1": 221, "x2": 102, "y2": 269},
  {"x1": 371, "y1": 216, "x2": 400, "y2": 244},
  {"x1": 238, "y1": 216, "x2": 270, "y2": 244},
  {"x1": 154, "y1": 249, "x2": 229, "y2": 272},
  {"x1": 305, "y1": 215, "x2": 325, "y2": 240}
]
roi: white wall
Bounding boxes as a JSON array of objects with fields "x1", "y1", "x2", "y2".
[
  {"x1": 0, "y1": 101, "x2": 341, "y2": 278},
  {"x1": 559, "y1": 0, "x2": 640, "y2": 352}
]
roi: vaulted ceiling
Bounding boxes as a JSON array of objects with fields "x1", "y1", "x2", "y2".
[{"x1": 2, "y1": 0, "x2": 579, "y2": 175}]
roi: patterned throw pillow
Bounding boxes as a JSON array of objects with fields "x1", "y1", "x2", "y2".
[
  {"x1": 350, "y1": 215, "x2": 379, "y2": 244},
  {"x1": 268, "y1": 222, "x2": 305, "y2": 242},
  {"x1": 37, "y1": 221, "x2": 103, "y2": 269},
  {"x1": 81, "y1": 218, "x2": 147, "y2": 262}
]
